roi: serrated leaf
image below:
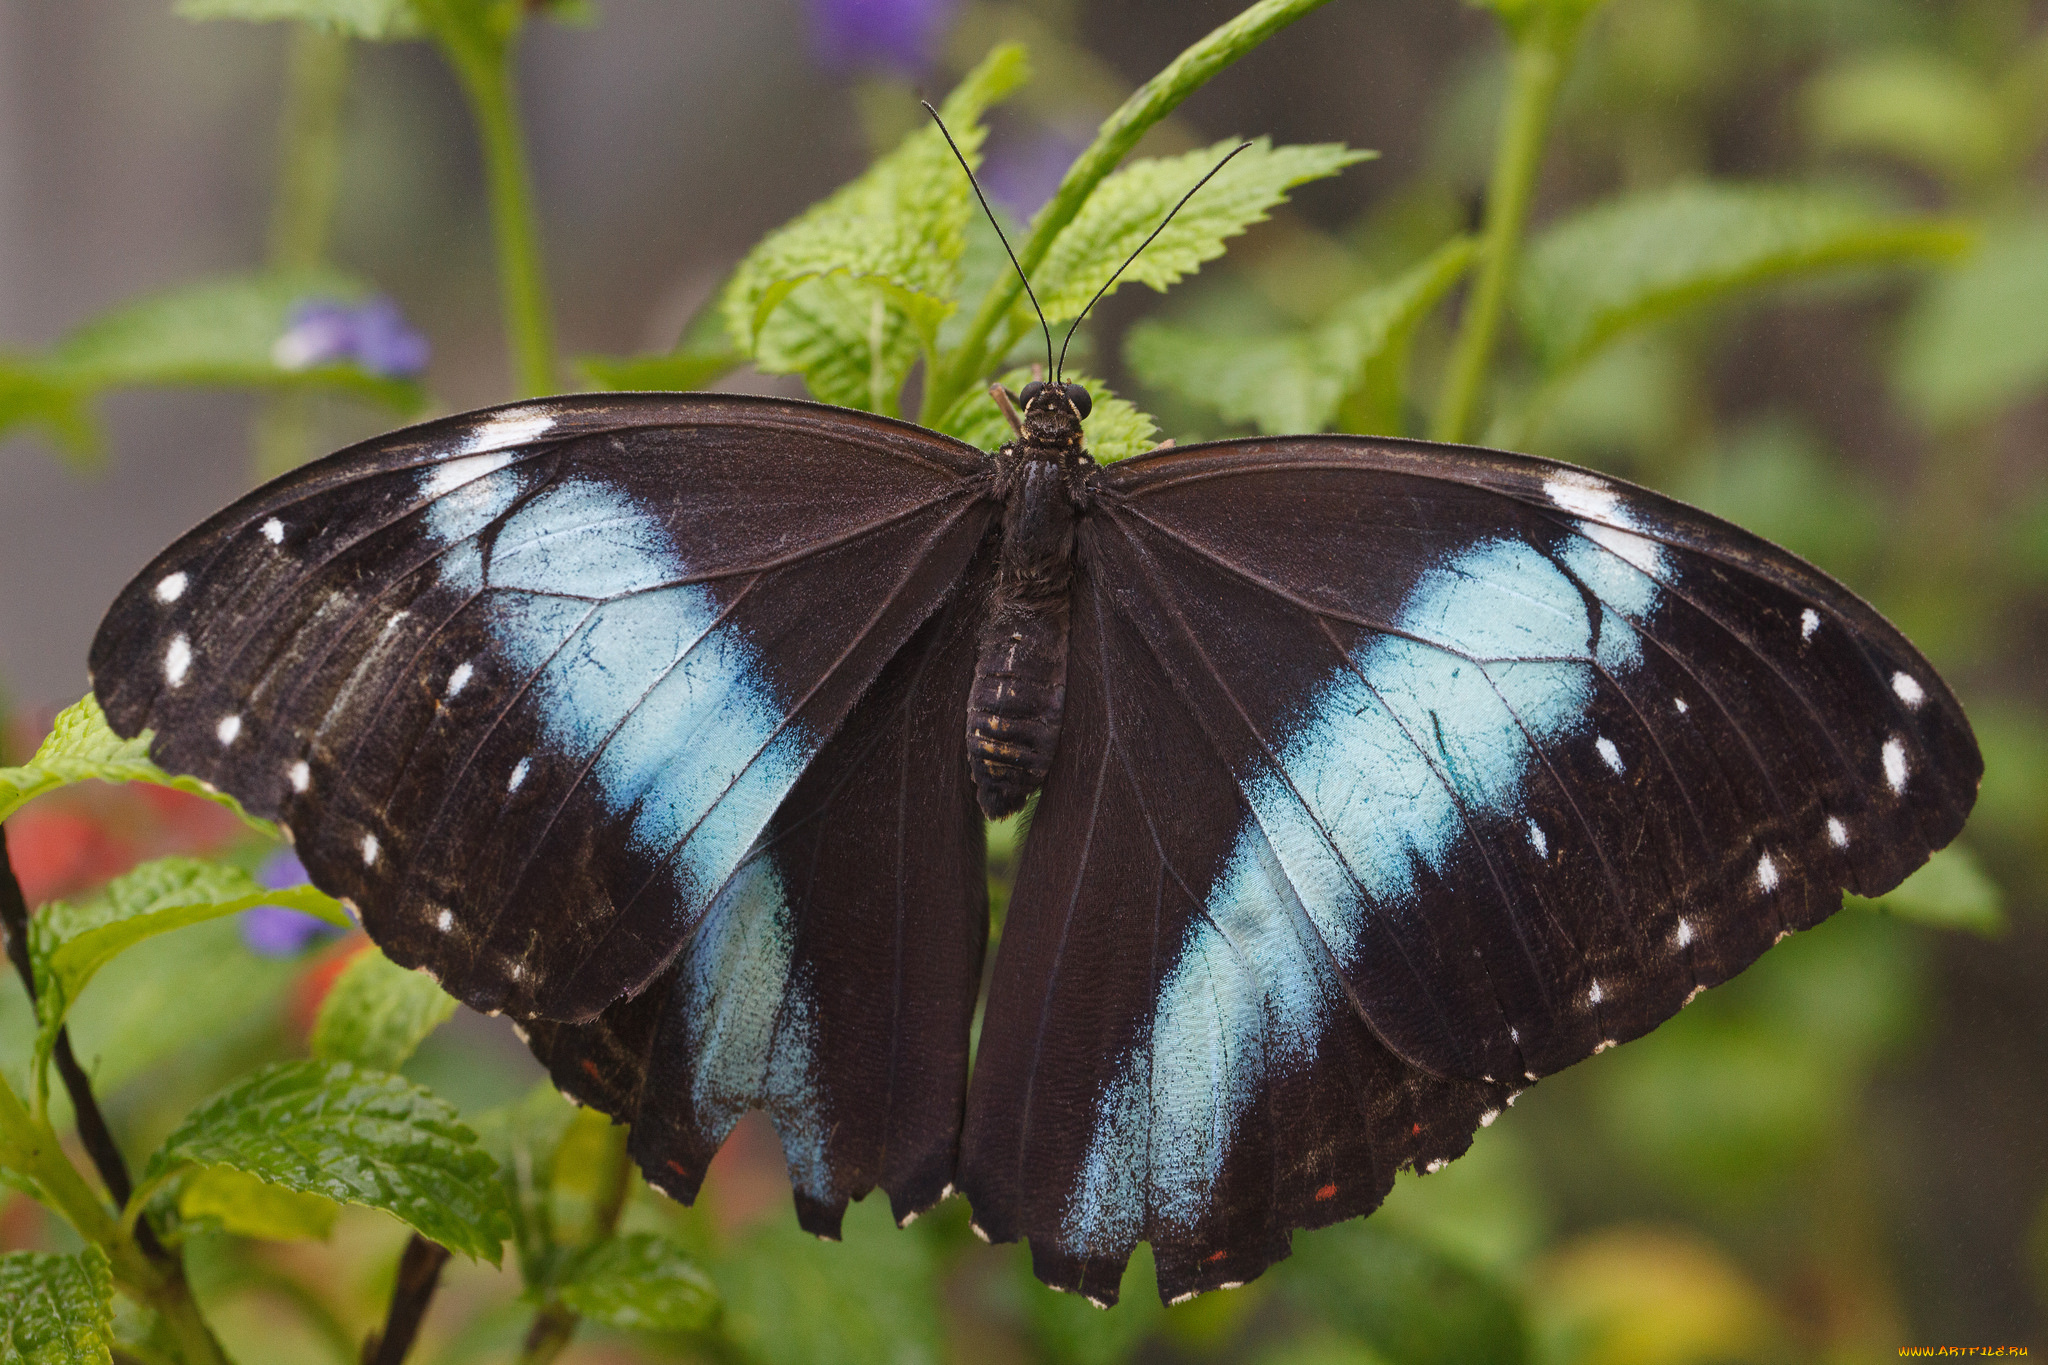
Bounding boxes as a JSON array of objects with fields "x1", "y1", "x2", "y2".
[
  {"x1": 1804, "y1": 52, "x2": 2008, "y2": 187},
  {"x1": 40, "y1": 271, "x2": 425, "y2": 408},
  {"x1": 1033, "y1": 139, "x2": 1373, "y2": 322},
  {"x1": 1894, "y1": 215, "x2": 2048, "y2": 427},
  {"x1": 1125, "y1": 235, "x2": 1476, "y2": 435},
  {"x1": 144, "y1": 1059, "x2": 509, "y2": 1262},
  {"x1": 940, "y1": 368, "x2": 1158, "y2": 462},
  {"x1": 0, "y1": 1248, "x2": 114, "y2": 1365},
  {"x1": 174, "y1": 0, "x2": 424, "y2": 39},
  {"x1": 1517, "y1": 183, "x2": 1972, "y2": 371},
  {"x1": 311, "y1": 945, "x2": 458, "y2": 1071},
  {"x1": 176, "y1": 1165, "x2": 339, "y2": 1242},
  {"x1": 723, "y1": 45, "x2": 1027, "y2": 409},
  {"x1": 1847, "y1": 845, "x2": 2005, "y2": 937},
  {"x1": 555, "y1": 1233, "x2": 718, "y2": 1332},
  {"x1": 0, "y1": 696, "x2": 259, "y2": 826},
  {"x1": 30, "y1": 857, "x2": 347, "y2": 1045}
]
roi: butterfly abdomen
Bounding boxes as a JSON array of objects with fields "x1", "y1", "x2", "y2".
[{"x1": 969, "y1": 454, "x2": 1080, "y2": 818}]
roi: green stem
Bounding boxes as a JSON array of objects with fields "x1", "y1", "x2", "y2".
[
  {"x1": 423, "y1": 3, "x2": 558, "y2": 398},
  {"x1": 1431, "y1": 7, "x2": 1595, "y2": 446},
  {"x1": 268, "y1": 25, "x2": 351, "y2": 272},
  {"x1": 919, "y1": 0, "x2": 1336, "y2": 426},
  {"x1": 0, "y1": 1077, "x2": 229, "y2": 1365},
  {"x1": 255, "y1": 24, "x2": 353, "y2": 481},
  {"x1": 515, "y1": 1122, "x2": 633, "y2": 1365}
]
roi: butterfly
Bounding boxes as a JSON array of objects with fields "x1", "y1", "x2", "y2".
[{"x1": 87, "y1": 374, "x2": 1979, "y2": 1305}]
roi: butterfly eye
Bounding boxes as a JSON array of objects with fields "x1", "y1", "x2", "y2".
[
  {"x1": 1062, "y1": 382, "x2": 1092, "y2": 419},
  {"x1": 1019, "y1": 380, "x2": 1047, "y2": 406}
]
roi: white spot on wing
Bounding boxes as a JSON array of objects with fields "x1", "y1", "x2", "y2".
[
  {"x1": 164, "y1": 634, "x2": 192, "y2": 687},
  {"x1": 1883, "y1": 736, "x2": 1909, "y2": 793},
  {"x1": 1827, "y1": 816, "x2": 1849, "y2": 848},
  {"x1": 1676, "y1": 918, "x2": 1693, "y2": 947},
  {"x1": 1684, "y1": 985, "x2": 1705, "y2": 1005},
  {"x1": 361, "y1": 833, "x2": 380, "y2": 865},
  {"x1": 1756, "y1": 853, "x2": 1780, "y2": 891},
  {"x1": 507, "y1": 757, "x2": 530, "y2": 792},
  {"x1": 1527, "y1": 820, "x2": 1548, "y2": 857},
  {"x1": 1892, "y1": 672, "x2": 1926, "y2": 708},
  {"x1": 1588, "y1": 980, "x2": 1604, "y2": 1005},
  {"x1": 1577, "y1": 519, "x2": 1665, "y2": 576},
  {"x1": 1543, "y1": 470, "x2": 1622, "y2": 519},
  {"x1": 1595, "y1": 1039, "x2": 1616, "y2": 1053},
  {"x1": 457, "y1": 410, "x2": 555, "y2": 457},
  {"x1": 1168, "y1": 1290, "x2": 1197, "y2": 1306},
  {"x1": 288, "y1": 760, "x2": 310, "y2": 792},
  {"x1": 216, "y1": 714, "x2": 241, "y2": 745},
  {"x1": 1674, "y1": 697, "x2": 1689, "y2": 714},
  {"x1": 261, "y1": 517, "x2": 285, "y2": 544},
  {"x1": 897, "y1": 1211, "x2": 919, "y2": 1228},
  {"x1": 1480, "y1": 1109, "x2": 1500, "y2": 1127},
  {"x1": 1596, "y1": 736, "x2": 1624, "y2": 773},
  {"x1": 1424, "y1": 1159, "x2": 1447, "y2": 1174},
  {"x1": 1801, "y1": 608, "x2": 1820, "y2": 641},
  {"x1": 155, "y1": 572, "x2": 187, "y2": 603},
  {"x1": 436, "y1": 909, "x2": 453, "y2": 932},
  {"x1": 445, "y1": 661, "x2": 474, "y2": 699}
]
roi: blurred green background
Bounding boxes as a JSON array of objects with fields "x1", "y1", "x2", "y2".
[{"x1": 1, "y1": 0, "x2": 2044, "y2": 1361}]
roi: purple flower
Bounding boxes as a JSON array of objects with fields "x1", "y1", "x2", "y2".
[
  {"x1": 272, "y1": 296, "x2": 430, "y2": 378},
  {"x1": 807, "y1": 0, "x2": 955, "y2": 76},
  {"x1": 241, "y1": 847, "x2": 341, "y2": 958},
  {"x1": 982, "y1": 129, "x2": 1089, "y2": 221}
]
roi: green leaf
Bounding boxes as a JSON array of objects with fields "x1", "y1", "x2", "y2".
[
  {"x1": 0, "y1": 362, "x2": 96, "y2": 465},
  {"x1": 467, "y1": 1084, "x2": 580, "y2": 1286},
  {"x1": 174, "y1": 0, "x2": 424, "y2": 39},
  {"x1": 143, "y1": 1059, "x2": 509, "y2": 1261},
  {"x1": 31, "y1": 857, "x2": 347, "y2": 1044},
  {"x1": 1804, "y1": 52, "x2": 2009, "y2": 187},
  {"x1": 1034, "y1": 139, "x2": 1374, "y2": 322},
  {"x1": 1125, "y1": 235, "x2": 1476, "y2": 435},
  {"x1": 555, "y1": 1233, "x2": 718, "y2": 1332},
  {"x1": 176, "y1": 1165, "x2": 339, "y2": 1242},
  {"x1": 0, "y1": 696, "x2": 264, "y2": 827},
  {"x1": 1847, "y1": 845, "x2": 2005, "y2": 936},
  {"x1": 575, "y1": 349, "x2": 742, "y2": 393},
  {"x1": 39, "y1": 271, "x2": 424, "y2": 410},
  {"x1": 1894, "y1": 214, "x2": 2048, "y2": 427},
  {"x1": 714, "y1": 1196, "x2": 941, "y2": 1365},
  {"x1": 1285, "y1": 1221, "x2": 1529, "y2": 1365},
  {"x1": 311, "y1": 945, "x2": 458, "y2": 1071},
  {"x1": 723, "y1": 45, "x2": 1028, "y2": 410},
  {"x1": 0, "y1": 1248, "x2": 114, "y2": 1365},
  {"x1": 939, "y1": 368, "x2": 1158, "y2": 462},
  {"x1": 1517, "y1": 183, "x2": 1972, "y2": 371}
]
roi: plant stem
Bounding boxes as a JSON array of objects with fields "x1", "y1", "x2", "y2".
[
  {"x1": 1431, "y1": 6, "x2": 1596, "y2": 446},
  {"x1": 515, "y1": 1121, "x2": 633, "y2": 1365},
  {"x1": 268, "y1": 25, "x2": 352, "y2": 273},
  {"x1": 424, "y1": 3, "x2": 558, "y2": 398},
  {"x1": 362, "y1": 1235, "x2": 452, "y2": 1365},
  {"x1": 255, "y1": 23, "x2": 354, "y2": 481},
  {"x1": 919, "y1": 0, "x2": 1336, "y2": 426}
]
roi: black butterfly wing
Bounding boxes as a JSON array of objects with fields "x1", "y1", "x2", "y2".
[
  {"x1": 960, "y1": 435, "x2": 1977, "y2": 1303},
  {"x1": 524, "y1": 549, "x2": 991, "y2": 1235},
  {"x1": 957, "y1": 559, "x2": 1511, "y2": 1306},
  {"x1": 90, "y1": 394, "x2": 995, "y2": 1020}
]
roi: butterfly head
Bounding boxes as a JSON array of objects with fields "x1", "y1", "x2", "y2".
[{"x1": 1014, "y1": 379, "x2": 1091, "y2": 457}]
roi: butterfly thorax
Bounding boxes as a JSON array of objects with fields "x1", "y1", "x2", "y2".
[{"x1": 967, "y1": 390, "x2": 1093, "y2": 818}]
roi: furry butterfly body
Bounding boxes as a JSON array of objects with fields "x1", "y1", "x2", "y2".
[{"x1": 89, "y1": 388, "x2": 1978, "y2": 1304}]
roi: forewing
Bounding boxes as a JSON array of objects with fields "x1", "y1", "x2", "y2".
[
  {"x1": 957, "y1": 559, "x2": 1510, "y2": 1306},
  {"x1": 524, "y1": 554, "x2": 991, "y2": 1235},
  {"x1": 1089, "y1": 437, "x2": 1976, "y2": 1083},
  {"x1": 90, "y1": 394, "x2": 994, "y2": 1019}
]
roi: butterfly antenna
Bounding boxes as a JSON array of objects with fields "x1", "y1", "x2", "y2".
[
  {"x1": 1055, "y1": 140, "x2": 1253, "y2": 381},
  {"x1": 923, "y1": 101, "x2": 1056, "y2": 383}
]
